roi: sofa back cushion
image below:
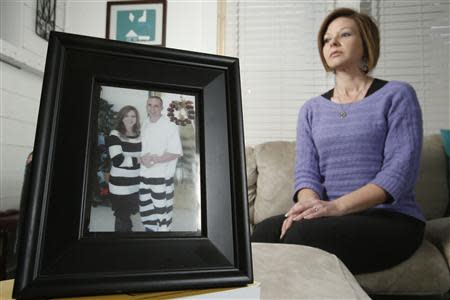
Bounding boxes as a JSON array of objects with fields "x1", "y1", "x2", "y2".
[
  {"x1": 249, "y1": 135, "x2": 449, "y2": 225},
  {"x1": 253, "y1": 141, "x2": 295, "y2": 224},
  {"x1": 415, "y1": 135, "x2": 449, "y2": 219}
]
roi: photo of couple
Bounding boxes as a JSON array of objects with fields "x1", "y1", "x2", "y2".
[{"x1": 88, "y1": 85, "x2": 200, "y2": 233}]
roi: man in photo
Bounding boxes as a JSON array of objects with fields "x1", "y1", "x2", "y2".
[{"x1": 139, "y1": 95, "x2": 182, "y2": 231}]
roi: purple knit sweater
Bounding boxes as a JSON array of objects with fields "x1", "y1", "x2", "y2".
[{"x1": 295, "y1": 81, "x2": 425, "y2": 221}]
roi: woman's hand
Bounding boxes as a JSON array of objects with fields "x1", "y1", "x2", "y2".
[
  {"x1": 280, "y1": 215, "x2": 295, "y2": 240},
  {"x1": 286, "y1": 198, "x2": 342, "y2": 220},
  {"x1": 280, "y1": 199, "x2": 342, "y2": 239},
  {"x1": 279, "y1": 184, "x2": 389, "y2": 239}
]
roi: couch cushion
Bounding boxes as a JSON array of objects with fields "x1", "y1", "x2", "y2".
[
  {"x1": 252, "y1": 243, "x2": 370, "y2": 299},
  {"x1": 425, "y1": 217, "x2": 450, "y2": 269},
  {"x1": 415, "y1": 135, "x2": 449, "y2": 219},
  {"x1": 356, "y1": 240, "x2": 450, "y2": 295},
  {"x1": 253, "y1": 141, "x2": 295, "y2": 224},
  {"x1": 245, "y1": 146, "x2": 257, "y2": 227}
]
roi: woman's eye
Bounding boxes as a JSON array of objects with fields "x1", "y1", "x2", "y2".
[
  {"x1": 323, "y1": 38, "x2": 330, "y2": 44},
  {"x1": 341, "y1": 32, "x2": 352, "y2": 37}
]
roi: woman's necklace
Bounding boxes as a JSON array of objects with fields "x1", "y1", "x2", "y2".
[
  {"x1": 336, "y1": 100, "x2": 349, "y2": 119},
  {"x1": 331, "y1": 80, "x2": 371, "y2": 119}
]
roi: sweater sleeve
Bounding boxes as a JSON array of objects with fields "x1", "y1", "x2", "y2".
[
  {"x1": 293, "y1": 103, "x2": 324, "y2": 201},
  {"x1": 108, "y1": 131, "x2": 135, "y2": 168},
  {"x1": 370, "y1": 84, "x2": 423, "y2": 203}
]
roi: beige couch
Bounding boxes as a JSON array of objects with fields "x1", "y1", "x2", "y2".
[{"x1": 247, "y1": 134, "x2": 450, "y2": 296}]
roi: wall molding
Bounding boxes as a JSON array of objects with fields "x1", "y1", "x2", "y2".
[{"x1": 1, "y1": 38, "x2": 45, "y2": 76}]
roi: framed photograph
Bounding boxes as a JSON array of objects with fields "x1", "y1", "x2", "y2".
[
  {"x1": 13, "y1": 32, "x2": 252, "y2": 299},
  {"x1": 90, "y1": 87, "x2": 200, "y2": 234},
  {"x1": 106, "y1": 0, "x2": 167, "y2": 46}
]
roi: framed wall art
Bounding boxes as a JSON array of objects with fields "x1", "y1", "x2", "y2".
[
  {"x1": 106, "y1": 0, "x2": 167, "y2": 46},
  {"x1": 36, "y1": 0, "x2": 56, "y2": 40},
  {"x1": 13, "y1": 31, "x2": 252, "y2": 299}
]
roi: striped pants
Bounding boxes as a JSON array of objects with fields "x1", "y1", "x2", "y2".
[{"x1": 139, "y1": 176, "x2": 175, "y2": 231}]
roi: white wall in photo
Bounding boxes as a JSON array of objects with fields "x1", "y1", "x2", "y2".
[{"x1": 100, "y1": 87, "x2": 196, "y2": 123}]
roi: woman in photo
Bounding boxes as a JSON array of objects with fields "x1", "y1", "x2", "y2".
[
  {"x1": 252, "y1": 7, "x2": 425, "y2": 274},
  {"x1": 108, "y1": 105, "x2": 142, "y2": 232}
]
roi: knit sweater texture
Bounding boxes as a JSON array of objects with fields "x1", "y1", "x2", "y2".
[{"x1": 295, "y1": 80, "x2": 425, "y2": 221}]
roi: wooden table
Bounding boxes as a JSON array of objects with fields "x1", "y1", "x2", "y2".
[{"x1": 0, "y1": 279, "x2": 260, "y2": 299}]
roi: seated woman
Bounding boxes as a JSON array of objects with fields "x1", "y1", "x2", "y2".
[{"x1": 251, "y1": 7, "x2": 425, "y2": 275}]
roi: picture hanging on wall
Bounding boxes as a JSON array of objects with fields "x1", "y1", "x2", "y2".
[
  {"x1": 106, "y1": 0, "x2": 167, "y2": 46},
  {"x1": 36, "y1": 0, "x2": 56, "y2": 41}
]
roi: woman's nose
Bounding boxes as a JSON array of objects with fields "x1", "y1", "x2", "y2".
[{"x1": 329, "y1": 36, "x2": 339, "y2": 46}]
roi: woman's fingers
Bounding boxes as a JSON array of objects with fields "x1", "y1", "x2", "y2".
[
  {"x1": 281, "y1": 201, "x2": 335, "y2": 240},
  {"x1": 286, "y1": 198, "x2": 318, "y2": 217},
  {"x1": 285, "y1": 202, "x2": 304, "y2": 217},
  {"x1": 294, "y1": 205, "x2": 324, "y2": 220},
  {"x1": 280, "y1": 216, "x2": 293, "y2": 240}
]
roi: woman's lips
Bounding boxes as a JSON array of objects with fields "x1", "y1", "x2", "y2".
[{"x1": 330, "y1": 51, "x2": 342, "y2": 57}]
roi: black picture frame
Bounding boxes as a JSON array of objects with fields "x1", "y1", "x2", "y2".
[{"x1": 13, "y1": 31, "x2": 252, "y2": 299}]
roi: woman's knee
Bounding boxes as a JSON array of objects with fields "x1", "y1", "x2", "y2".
[
  {"x1": 282, "y1": 218, "x2": 336, "y2": 249},
  {"x1": 251, "y1": 214, "x2": 285, "y2": 243}
]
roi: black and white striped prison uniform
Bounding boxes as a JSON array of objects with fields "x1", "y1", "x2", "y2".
[
  {"x1": 108, "y1": 130, "x2": 141, "y2": 218},
  {"x1": 140, "y1": 117, "x2": 182, "y2": 232},
  {"x1": 140, "y1": 176, "x2": 176, "y2": 231}
]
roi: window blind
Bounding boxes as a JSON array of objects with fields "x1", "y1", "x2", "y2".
[
  {"x1": 224, "y1": 1, "x2": 336, "y2": 146},
  {"x1": 224, "y1": 0, "x2": 450, "y2": 145},
  {"x1": 368, "y1": 0, "x2": 450, "y2": 135}
]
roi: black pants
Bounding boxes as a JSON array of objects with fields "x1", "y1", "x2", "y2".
[
  {"x1": 251, "y1": 209, "x2": 425, "y2": 274},
  {"x1": 114, "y1": 214, "x2": 133, "y2": 232},
  {"x1": 110, "y1": 193, "x2": 139, "y2": 232}
]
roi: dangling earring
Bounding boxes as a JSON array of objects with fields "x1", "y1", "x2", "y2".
[{"x1": 359, "y1": 56, "x2": 369, "y2": 73}]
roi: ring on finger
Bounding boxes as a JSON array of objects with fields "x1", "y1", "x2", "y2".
[{"x1": 313, "y1": 207, "x2": 319, "y2": 212}]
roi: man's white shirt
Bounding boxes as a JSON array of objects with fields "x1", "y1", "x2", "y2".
[{"x1": 140, "y1": 116, "x2": 182, "y2": 178}]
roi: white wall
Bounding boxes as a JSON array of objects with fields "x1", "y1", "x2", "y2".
[
  {"x1": 0, "y1": 0, "x2": 54, "y2": 211},
  {"x1": 65, "y1": 0, "x2": 218, "y2": 54},
  {"x1": 0, "y1": 0, "x2": 218, "y2": 210},
  {"x1": 0, "y1": 62, "x2": 41, "y2": 210}
]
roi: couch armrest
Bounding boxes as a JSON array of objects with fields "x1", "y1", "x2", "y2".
[{"x1": 425, "y1": 217, "x2": 450, "y2": 269}]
